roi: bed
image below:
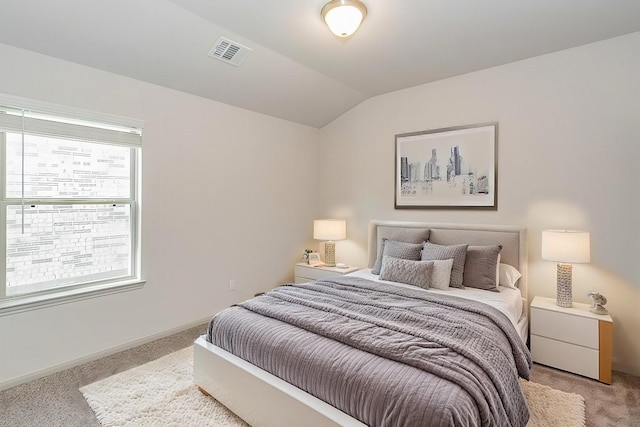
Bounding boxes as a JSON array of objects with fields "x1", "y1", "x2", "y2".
[{"x1": 194, "y1": 220, "x2": 530, "y2": 426}]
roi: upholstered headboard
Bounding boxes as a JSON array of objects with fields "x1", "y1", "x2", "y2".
[{"x1": 367, "y1": 220, "x2": 528, "y2": 299}]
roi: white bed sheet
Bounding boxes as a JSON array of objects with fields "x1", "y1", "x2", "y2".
[{"x1": 347, "y1": 268, "x2": 525, "y2": 339}]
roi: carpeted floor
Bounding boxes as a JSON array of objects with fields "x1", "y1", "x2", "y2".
[
  {"x1": 530, "y1": 363, "x2": 640, "y2": 427},
  {"x1": 0, "y1": 324, "x2": 206, "y2": 427},
  {"x1": 1, "y1": 323, "x2": 639, "y2": 427}
]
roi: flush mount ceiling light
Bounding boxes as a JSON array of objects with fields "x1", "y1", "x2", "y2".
[{"x1": 321, "y1": 0, "x2": 367, "y2": 38}]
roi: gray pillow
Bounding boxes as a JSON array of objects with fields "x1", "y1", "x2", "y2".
[
  {"x1": 463, "y1": 245, "x2": 503, "y2": 291},
  {"x1": 371, "y1": 239, "x2": 424, "y2": 275},
  {"x1": 379, "y1": 257, "x2": 433, "y2": 289},
  {"x1": 429, "y1": 259, "x2": 454, "y2": 290},
  {"x1": 421, "y1": 242, "x2": 468, "y2": 287}
]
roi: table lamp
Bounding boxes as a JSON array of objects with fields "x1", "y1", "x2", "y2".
[
  {"x1": 542, "y1": 229, "x2": 590, "y2": 308},
  {"x1": 313, "y1": 219, "x2": 346, "y2": 267}
]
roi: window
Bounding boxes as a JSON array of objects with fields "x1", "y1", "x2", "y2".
[{"x1": 0, "y1": 97, "x2": 143, "y2": 313}]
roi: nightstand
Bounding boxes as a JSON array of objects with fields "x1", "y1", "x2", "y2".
[
  {"x1": 294, "y1": 262, "x2": 360, "y2": 283},
  {"x1": 530, "y1": 296, "x2": 613, "y2": 384}
]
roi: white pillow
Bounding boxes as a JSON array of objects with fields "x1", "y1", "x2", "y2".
[
  {"x1": 430, "y1": 259, "x2": 454, "y2": 290},
  {"x1": 498, "y1": 263, "x2": 521, "y2": 289},
  {"x1": 496, "y1": 254, "x2": 501, "y2": 289}
]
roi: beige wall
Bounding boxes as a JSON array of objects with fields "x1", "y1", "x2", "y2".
[
  {"x1": 0, "y1": 43, "x2": 319, "y2": 388},
  {"x1": 318, "y1": 33, "x2": 640, "y2": 375}
]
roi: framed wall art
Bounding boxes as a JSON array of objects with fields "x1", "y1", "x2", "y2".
[{"x1": 395, "y1": 123, "x2": 498, "y2": 209}]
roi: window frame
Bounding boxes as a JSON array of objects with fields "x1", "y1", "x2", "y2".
[{"x1": 0, "y1": 95, "x2": 144, "y2": 316}]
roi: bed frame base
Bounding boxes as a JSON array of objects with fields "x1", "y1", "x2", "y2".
[{"x1": 193, "y1": 336, "x2": 366, "y2": 427}]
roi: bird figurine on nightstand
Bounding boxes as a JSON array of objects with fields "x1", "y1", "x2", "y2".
[{"x1": 587, "y1": 291, "x2": 608, "y2": 315}]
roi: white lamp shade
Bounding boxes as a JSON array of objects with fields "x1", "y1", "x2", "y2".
[
  {"x1": 321, "y1": 0, "x2": 367, "y2": 38},
  {"x1": 542, "y1": 230, "x2": 590, "y2": 263},
  {"x1": 314, "y1": 219, "x2": 347, "y2": 241}
]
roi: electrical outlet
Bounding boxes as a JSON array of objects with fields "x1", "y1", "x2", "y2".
[{"x1": 229, "y1": 279, "x2": 237, "y2": 291}]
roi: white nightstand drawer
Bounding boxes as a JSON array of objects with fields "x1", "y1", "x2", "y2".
[
  {"x1": 295, "y1": 265, "x2": 337, "y2": 281},
  {"x1": 531, "y1": 335, "x2": 599, "y2": 379},
  {"x1": 530, "y1": 296, "x2": 613, "y2": 384},
  {"x1": 294, "y1": 263, "x2": 360, "y2": 283},
  {"x1": 531, "y1": 306, "x2": 598, "y2": 349}
]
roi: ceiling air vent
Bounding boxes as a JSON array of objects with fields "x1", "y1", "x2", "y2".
[{"x1": 208, "y1": 37, "x2": 252, "y2": 67}]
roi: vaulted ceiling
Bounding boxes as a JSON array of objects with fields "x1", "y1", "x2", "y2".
[{"x1": 2, "y1": 0, "x2": 640, "y2": 128}]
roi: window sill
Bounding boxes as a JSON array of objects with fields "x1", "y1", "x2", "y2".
[{"x1": 0, "y1": 279, "x2": 146, "y2": 317}]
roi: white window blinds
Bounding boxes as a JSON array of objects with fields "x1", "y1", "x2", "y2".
[{"x1": 0, "y1": 105, "x2": 141, "y2": 147}]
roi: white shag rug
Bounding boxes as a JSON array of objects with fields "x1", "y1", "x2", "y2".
[
  {"x1": 81, "y1": 347, "x2": 585, "y2": 427},
  {"x1": 81, "y1": 347, "x2": 246, "y2": 427}
]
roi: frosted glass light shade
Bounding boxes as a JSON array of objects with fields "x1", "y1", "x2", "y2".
[
  {"x1": 321, "y1": 0, "x2": 367, "y2": 38},
  {"x1": 542, "y1": 230, "x2": 590, "y2": 263},
  {"x1": 313, "y1": 219, "x2": 347, "y2": 241}
]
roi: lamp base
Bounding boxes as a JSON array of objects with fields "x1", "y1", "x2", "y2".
[
  {"x1": 324, "y1": 241, "x2": 336, "y2": 267},
  {"x1": 556, "y1": 263, "x2": 573, "y2": 308}
]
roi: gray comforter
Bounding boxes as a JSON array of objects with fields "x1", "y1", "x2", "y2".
[{"x1": 208, "y1": 276, "x2": 531, "y2": 427}]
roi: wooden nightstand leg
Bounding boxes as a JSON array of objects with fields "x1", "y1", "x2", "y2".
[
  {"x1": 599, "y1": 320, "x2": 613, "y2": 384},
  {"x1": 198, "y1": 386, "x2": 212, "y2": 397}
]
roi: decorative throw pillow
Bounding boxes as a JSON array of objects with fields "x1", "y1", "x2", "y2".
[
  {"x1": 429, "y1": 259, "x2": 454, "y2": 290},
  {"x1": 379, "y1": 257, "x2": 433, "y2": 289},
  {"x1": 421, "y1": 242, "x2": 468, "y2": 287},
  {"x1": 462, "y1": 245, "x2": 503, "y2": 291},
  {"x1": 371, "y1": 239, "x2": 424, "y2": 275},
  {"x1": 499, "y1": 263, "x2": 522, "y2": 290}
]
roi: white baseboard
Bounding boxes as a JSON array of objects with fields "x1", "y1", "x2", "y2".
[{"x1": 0, "y1": 316, "x2": 212, "y2": 392}]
